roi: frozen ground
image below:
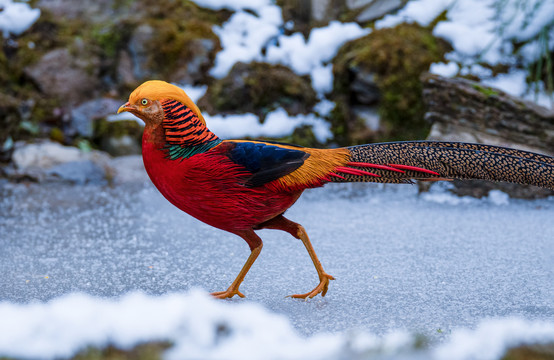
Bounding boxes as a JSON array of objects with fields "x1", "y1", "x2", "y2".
[{"x1": 1, "y1": 169, "x2": 553, "y2": 358}]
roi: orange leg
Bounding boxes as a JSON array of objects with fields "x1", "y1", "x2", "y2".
[
  {"x1": 257, "y1": 215, "x2": 334, "y2": 299},
  {"x1": 211, "y1": 230, "x2": 262, "y2": 299}
]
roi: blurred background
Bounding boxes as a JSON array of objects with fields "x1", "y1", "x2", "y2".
[{"x1": 1, "y1": 0, "x2": 553, "y2": 194}]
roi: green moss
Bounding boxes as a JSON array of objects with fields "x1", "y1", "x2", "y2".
[
  {"x1": 275, "y1": 125, "x2": 322, "y2": 147},
  {"x1": 94, "y1": 119, "x2": 143, "y2": 140},
  {"x1": 501, "y1": 342, "x2": 554, "y2": 360},
  {"x1": 332, "y1": 23, "x2": 451, "y2": 144},
  {"x1": 148, "y1": 17, "x2": 220, "y2": 78},
  {"x1": 71, "y1": 342, "x2": 172, "y2": 360},
  {"x1": 472, "y1": 84, "x2": 500, "y2": 97},
  {"x1": 200, "y1": 62, "x2": 317, "y2": 120}
]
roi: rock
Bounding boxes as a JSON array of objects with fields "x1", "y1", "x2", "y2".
[
  {"x1": 93, "y1": 119, "x2": 143, "y2": 156},
  {"x1": 109, "y1": 155, "x2": 148, "y2": 185},
  {"x1": 282, "y1": 0, "x2": 406, "y2": 34},
  {"x1": 24, "y1": 48, "x2": 102, "y2": 106},
  {"x1": 48, "y1": 160, "x2": 106, "y2": 185},
  {"x1": 128, "y1": 24, "x2": 155, "y2": 81},
  {"x1": 422, "y1": 73, "x2": 554, "y2": 155},
  {"x1": 70, "y1": 98, "x2": 123, "y2": 138},
  {"x1": 199, "y1": 62, "x2": 317, "y2": 120},
  {"x1": 347, "y1": 0, "x2": 406, "y2": 23},
  {"x1": 13, "y1": 141, "x2": 82, "y2": 169},
  {"x1": 331, "y1": 23, "x2": 450, "y2": 145},
  {"x1": 36, "y1": 0, "x2": 115, "y2": 21},
  {"x1": 171, "y1": 38, "x2": 218, "y2": 84},
  {"x1": 421, "y1": 73, "x2": 554, "y2": 199},
  {"x1": 9, "y1": 140, "x2": 113, "y2": 184}
]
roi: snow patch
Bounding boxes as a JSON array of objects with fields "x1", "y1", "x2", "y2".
[
  {"x1": 1, "y1": 291, "x2": 553, "y2": 360},
  {"x1": 430, "y1": 62, "x2": 459, "y2": 77},
  {"x1": 421, "y1": 192, "x2": 476, "y2": 206},
  {"x1": 205, "y1": 108, "x2": 332, "y2": 142},
  {"x1": 433, "y1": 318, "x2": 554, "y2": 360},
  {"x1": 0, "y1": 0, "x2": 40, "y2": 37},
  {"x1": 266, "y1": 21, "x2": 370, "y2": 76},
  {"x1": 177, "y1": 84, "x2": 208, "y2": 103},
  {"x1": 209, "y1": 4, "x2": 283, "y2": 78},
  {"x1": 375, "y1": 0, "x2": 455, "y2": 29}
]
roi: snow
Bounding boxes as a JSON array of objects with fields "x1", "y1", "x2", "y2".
[
  {"x1": 0, "y1": 289, "x2": 553, "y2": 360},
  {"x1": 177, "y1": 84, "x2": 208, "y2": 103},
  {"x1": 374, "y1": 0, "x2": 554, "y2": 106},
  {"x1": 205, "y1": 0, "x2": 369, "y2": 96},
  {"x1": 265, "y1": 21, "x2": 370, "y2": 75},
  {"x1": 429, "y1": 62, "x2": 459, "y2": 77},
  {"x1": 375, "y1": 0, "x2": 455, "y2": 29},
  {"x1": 0, "y1": 0, "x2": 40, "y2": 37},
  {"x1": 205, "y1": 108, "x2": 332, "y2": 142},
  {"x1": 434, "y1": 318, "x2": 554, "y2": 360},
  {"x1": 209, "y1": 4, "x2": 283, "y2": 79},
  {"x1": 480, "y1": 70, "x2": 528, "y2": 97}
]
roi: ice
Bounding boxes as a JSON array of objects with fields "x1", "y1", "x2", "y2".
[{"x1": 0, "y1": 0, "x2": 40, "y2": 37}]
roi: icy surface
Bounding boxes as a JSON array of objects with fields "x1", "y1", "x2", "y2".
[{"x1": 1, "y1": 171, "x2": 553, "y2": 341}]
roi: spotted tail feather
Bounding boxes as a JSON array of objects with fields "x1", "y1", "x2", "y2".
[{"x1": 329, "y1": 141, "x2": 554, "y2": 189}]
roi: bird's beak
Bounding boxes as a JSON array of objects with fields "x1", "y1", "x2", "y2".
[{"x1": 117, "y1": 102, "x2": 132, "y2": 114}]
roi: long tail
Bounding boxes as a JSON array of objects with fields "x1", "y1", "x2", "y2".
[{"x1": 329, "y1": 141, "x2": 554, "y2": 190}]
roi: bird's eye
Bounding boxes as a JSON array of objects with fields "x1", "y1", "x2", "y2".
[{"x1": 141, "y1": 99, "x2": 149, "y2": 106}]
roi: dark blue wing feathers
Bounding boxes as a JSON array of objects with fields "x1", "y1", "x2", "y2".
[{"x1": 227, "y1": 142, "x2": 309, "y2": 187}]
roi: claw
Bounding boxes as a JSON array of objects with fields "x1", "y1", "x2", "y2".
[{"x1": 287, "y1": 273, "x2": 335, "y2": 299}]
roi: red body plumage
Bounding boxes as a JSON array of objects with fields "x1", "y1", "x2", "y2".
[{"x1": 142, "y1": 128, "x2": 302, "y2": 236}]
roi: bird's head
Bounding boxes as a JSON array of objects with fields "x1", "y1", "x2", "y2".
[{"x1": 118, "y1": 80, "x2": 206, "y2": 128}]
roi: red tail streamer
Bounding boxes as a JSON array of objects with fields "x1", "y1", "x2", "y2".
[
  {"x1": 347, "y1": 162, "x2": 405, "y2": 173},
  {"x1": 335, "y1": 167, "x2": 381, "y2": 178}
]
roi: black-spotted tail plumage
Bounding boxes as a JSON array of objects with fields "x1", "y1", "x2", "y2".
[{"x1": 330, "y1": 141, "x2": 554, "y2": 189}]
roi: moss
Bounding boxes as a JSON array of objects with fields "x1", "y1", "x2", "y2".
[
  {"x1": 148, "y1": 17, "x2": 219, "y2": 78},
  {"x1": 93, "y1": 118, "x2": 143, "y2": 155},
  {"x1": 200, "y1": 62, "x2": 317, "y2": 120},
  {"x1": 501, "y1": 342, "x2": 554, "y2": 360},
  {"x1": 94, "y1": 118, "x2": 143, "y2": 140},
  {"x1": 71, "y1": 342, "x2": 172, "y2": 360},
  {"x1": 275, "y1": 124, "x2": 322, "y2": 147},
  {"x1": 472, "y1": 84, "x2": 500, "y2": 97},
  {"x1": 332, "y1": 23, "x2": 451, "y2": 145}
]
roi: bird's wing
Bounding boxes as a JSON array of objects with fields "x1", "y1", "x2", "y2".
[
  {"x1": 219, "y1": 140, "x2": 351, "y2": 191},
  {"x1": 330, "y1": 141, "x2": 554, "y2": 189}
]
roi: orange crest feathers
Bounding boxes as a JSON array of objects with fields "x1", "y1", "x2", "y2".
[{"x1": 129, "y1": 80, "x2": 206, "y2": 125}]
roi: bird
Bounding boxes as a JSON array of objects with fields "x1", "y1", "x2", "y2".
[{"x1": 118, "y1": 80, "x2": 554, "y2": 299}]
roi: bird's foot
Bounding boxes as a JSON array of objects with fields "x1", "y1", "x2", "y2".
[
  {"x1": 287, "y1": 273, "x2": 335, "y2": 299},
  {"x1": 211, "y1": 288, "x2": 245, "y2": 299}
]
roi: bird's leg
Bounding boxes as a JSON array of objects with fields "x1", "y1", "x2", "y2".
[
  {"x1": 211, "y1": 230, "x2": 262, "y2": 299},
  {"x1": 257, "y1": 215, "x2": 334, "y2": 299}
]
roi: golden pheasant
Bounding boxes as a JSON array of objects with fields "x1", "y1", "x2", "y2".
[{"x1": 118, "y1": 80, "x2": 554, "y2": 299}]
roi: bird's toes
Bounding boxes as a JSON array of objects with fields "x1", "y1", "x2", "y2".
[{"x1": 210, "y1": 289, "x2": 245, "y2": 299}]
